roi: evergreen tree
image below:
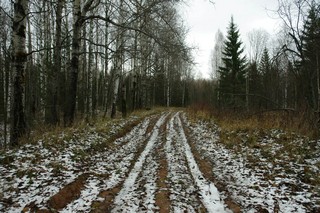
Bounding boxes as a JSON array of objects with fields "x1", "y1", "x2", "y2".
[
  {"x1": 301, "y1": 4, "x2": 320, "y2": 110},
  {"x1": 259, "y1": 48, "x2": 273, "y2": 108},
  {"x1": 219, "y1": 16, "x2": 247, "y2": 109},
  {"x1": 247, "y1": 61, "x2": 262, "y2": 109}
]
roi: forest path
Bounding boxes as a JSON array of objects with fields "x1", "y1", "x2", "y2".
[
  {"x1": 3, "y1": 110, "x2": 318, "y2": 213},
  {"x1": 89, "y1": 111, "x2": 230, "y2": 212}
]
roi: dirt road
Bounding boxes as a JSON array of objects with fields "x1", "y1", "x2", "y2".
[
  {"x1": 91, "y1": 112, "x2": 230, "y2": 212},
  {"x1": 2, "y1": 110, "x2": 318, "y2": 212}
]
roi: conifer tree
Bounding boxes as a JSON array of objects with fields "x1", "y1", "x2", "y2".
[
  {"x1": 301, "y1": 4, "x2": 320, "y2": 110},
  {"x1": 219, "y1": 16, "x2": 247, "y2": 109},
  {"x1": 259, "y1": 48, "x2": 273, "y2": 108}
]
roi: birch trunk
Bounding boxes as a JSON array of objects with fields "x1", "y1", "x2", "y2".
[
  {"x1": 111, "y1": 0, "x2": 124, "y2": 118},
  {"x1": 10, "y1": 0, "x2": 28, "y2": 146},
  {"x1": 111, "y1": 62, "x2": 120, "y2": 118},
  {"x1": 121, "y1": 79, "x2": 127, "y2": 118}
]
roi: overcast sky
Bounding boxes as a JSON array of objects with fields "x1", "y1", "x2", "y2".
[{"x1": 179, "y1": 0, "x2": 281, "y2": 78}]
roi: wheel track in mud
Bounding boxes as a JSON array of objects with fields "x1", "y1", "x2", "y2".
[
  {"x1": 29, "y1": 111, "x2": 230, "y2": 212},
  {"x1": 33, "y1": 113, "x2": 161, "y2": 212},
  {"x1": 107, "y1": 111, "x2": 229, "y2": 212},
  {"x1": 165, "y1": 112, "x2": 204, "y2": 212}
]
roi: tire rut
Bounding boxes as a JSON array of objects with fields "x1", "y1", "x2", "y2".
[
  {"x1": 91, "y1": 113, "x2": 169, "y2": 212},
  {"x1": 165, "y1": 112, "x2": 204, "y2": 212},
  {"x1": 60, "y1": 114, "x2": 159, "y2": 213},
  {"x1": 34, "y1": 111, "x2": 230, "y2": 213},
  {"x1": 110, "y1": 113, "x2": 169, "y2": 212}
]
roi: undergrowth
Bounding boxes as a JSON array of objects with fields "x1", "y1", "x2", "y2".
[
  {"x1": 16, "y1": 107, "x2": 165, "y2": 147},
  {"x1": 187, "y1": 104, "x2": 320, "y2": 187},
  {"x1": 187, "y1": 103, "x2": 318, "y2": 138}
]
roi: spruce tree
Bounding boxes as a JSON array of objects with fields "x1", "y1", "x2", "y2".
[
  {"x1": 301, "y1": 4, "x2": 320, "y2": 110},
  {"x1": 259, "y1": 48, "x2": 273, "y2": 108},
  {"x1": 219, "y1": 16, "x2": 247, "y2": 109}
]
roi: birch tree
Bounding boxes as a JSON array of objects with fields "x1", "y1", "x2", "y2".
[{"x1": 10, "y1": 0, "x2": 28, "y2": 146}]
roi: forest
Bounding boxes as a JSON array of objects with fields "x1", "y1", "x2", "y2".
[
  {"x1": 1, "y1": 0, "x2": 319, "y2": 146},
  {"x1": 1, "y1": 0, "x2": 194, "y2": 146},
  {"x1": 0, "y1": 0, "x2": 320, "y2": 212}
]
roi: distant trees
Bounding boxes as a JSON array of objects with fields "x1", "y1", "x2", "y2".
[
  {"x1": 210, "y1": 30, "x2": 224, "y2": 80},
  {"x1": 218, "y1": 17, "x2": 247, "y2": 109},
  {"x1": 210, "y1": 0, "x2": 320, "y2": 132}
]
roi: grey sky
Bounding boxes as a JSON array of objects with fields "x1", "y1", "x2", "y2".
[{"x1": 180, "y1": 0, "x2": 281, "y2": 78}]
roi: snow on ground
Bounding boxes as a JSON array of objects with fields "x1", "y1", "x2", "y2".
[
  {"x1": 0, "y1": 115, "x2": 141, "y2": 212},
  {"x1": 184, "y1": 113, "x2": 320, "y2": 212},
  {"x1": 165, "y1": 112, "x2": 202, "y2": 212},
  {"x1": 61, "y1": 115, "x2": 156, "y2": 212},
  {"x1": 111, "y1": 113, "x2": 168, "y2": 212},
  {"x1": 1, "y1": 110, "x2": 318, "y2": 212},
  {"x1": 175, "y1": 114, "x2": 229, "y2": 213},
  {"x1": 165, "y1": 112, "x2": 230, "y2": 212}
]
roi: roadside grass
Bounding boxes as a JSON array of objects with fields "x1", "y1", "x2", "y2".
[
  {"x1": 25, "y1": 108, "x2": 165, "y2": 144},
  {"x1": 187, "y1": 105, "x2": 320, "y2": 188},
  {"x1": 0, "y1": 108, "x2": 169, "y2": 168},
  {"x1": 187, "y1": 103, "x2": 317, "y2": 138}
]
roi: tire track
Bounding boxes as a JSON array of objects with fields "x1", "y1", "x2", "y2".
[
  {"x1": 174, "y1": 113, "x2": 229, "y2": 213},
  {"x1": 54, "y1": 111, "x2": 229, "y2": 212},
  {"x1": 62, "y1": 115, "x2": 157, "y2": 212},
  {"x1": 110, "y1": 113, "x2": 169, "y2": 212},
  {"x1": 165, "y1": 112, "x2": 203, "y2": 212},
  {"x1": 163, "y1": 112, "x2": 230, "y2": 212}
]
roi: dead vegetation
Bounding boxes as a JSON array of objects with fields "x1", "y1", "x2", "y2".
[
  {"x1": 187, "y1": 103, "x2": 318, "y2": 138},
  {"x1": 186, "y1": 104, "x2": 320, "y2": 211}
]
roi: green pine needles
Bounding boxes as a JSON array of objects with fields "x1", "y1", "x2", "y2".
[{"x1": 219, "y1": 16, "x2": 247, "y2": 109}]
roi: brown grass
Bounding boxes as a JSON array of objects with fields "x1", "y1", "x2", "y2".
[
  {"x1": 187, "y1": 104, "x2": 318, "y2": 138},
  {"x1": 16, "y1": 108, "x2": 171, "y2": 148}
]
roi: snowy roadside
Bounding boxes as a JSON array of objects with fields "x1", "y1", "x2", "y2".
[
  {"x1": 0, "y1": 114, "x2": 147, "y2": 212},
  {"x1": 2, "y1": 109, "x2": 318, "y2": 212},
  {"x1": 184, "y1": 113, "x2": 320, "y2": 212}
]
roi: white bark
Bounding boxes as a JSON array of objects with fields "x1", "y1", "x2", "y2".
[{"x1": 11, "y1": 0, "x2": 28, "y2": 145}]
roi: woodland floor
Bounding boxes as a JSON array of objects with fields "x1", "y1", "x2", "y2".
[{"x1": 0, "y1": 109, "x2": 319, "y2": 212}]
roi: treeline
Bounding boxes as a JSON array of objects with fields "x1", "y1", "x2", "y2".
[
  {"x1": 0, "y1": 0, "x2": 193, "y2": 146},
  {"x1": 209, "y1": 0, "x2": 320, "y2": 131}
]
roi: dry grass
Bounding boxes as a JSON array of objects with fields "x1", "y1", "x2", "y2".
[
  {"x1": 17, "y1": 108, "x2": 170, "y2": 149},
  {"x1": 187, "y1": 104, "x2": 318, "y2": 138},
  {"x1": 187, "y1": 105, "x2": 320, "y2": 186}
]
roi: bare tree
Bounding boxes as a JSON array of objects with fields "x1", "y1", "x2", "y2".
[
  {"x1": 247, "y1": 29, "x2": 270, "y2": 63},
  {"x1": 210, "y1": 29, "x2": 224, "y2": 80}
]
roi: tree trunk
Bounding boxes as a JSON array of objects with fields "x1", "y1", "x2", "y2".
[
  {"x1": 317, "y1": 51, "x2": 320, "y2": 128},
  {"x1": 53, "y1": 0, "x2": 63, "y2": 124},
  {"x1": 25, "y1": 12, "x2": 35, "y2": 126},
  {"x1": 103, "y1": 5, "x2": 109, "y2": 117},
  {"x1": 46, "y1": 0, "x2": 62, "y2": 125},
  {"x1": 111, "y1": 62, "x2": 120, "y2": 119},
  {"x1": 121, "y1": 79, "x2": 127, "y2": 118},
  {"x1": 64, "y1": 0, "x2": 81, "y2": 126},
  {"x1": 87, "y1": 18, "x2": 93, "y2": 118},
  {"x1": 10, "y1": 0, "x2": 28, "y2": 146},
  {"x1": 0, "y1": 46, "x2": 3, "y2": 123}
]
